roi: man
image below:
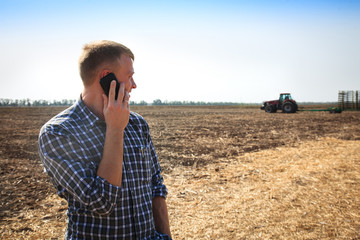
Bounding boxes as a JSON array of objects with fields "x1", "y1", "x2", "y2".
[{"x1": 38, "y1": 40, "x2": 172, "y2": 239}]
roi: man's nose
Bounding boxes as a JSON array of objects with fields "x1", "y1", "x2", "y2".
[{"x1": 131, "y1": 78, "x2": 137, "y2": 89}]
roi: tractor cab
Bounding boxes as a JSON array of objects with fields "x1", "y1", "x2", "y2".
[{"x1": 279, "y1": 93, "x2": 292, "y2": 104}]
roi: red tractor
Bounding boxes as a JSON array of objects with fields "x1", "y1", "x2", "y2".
[{"x1": 261, "y1": 93, "x2": 298, "y2": 113}]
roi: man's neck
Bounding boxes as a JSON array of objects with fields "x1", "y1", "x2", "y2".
[{"x1": 81, "y1": 89, "x2": 105, "y2": 120}]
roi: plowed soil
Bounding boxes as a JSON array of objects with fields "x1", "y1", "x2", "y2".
[{"x1": 0, "y1": 106, "x2": 359, "y2": 239}]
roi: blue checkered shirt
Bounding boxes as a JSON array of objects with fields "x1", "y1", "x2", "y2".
[{"x1": 38, "y1": 99, "x2": 169, "y2": 239}]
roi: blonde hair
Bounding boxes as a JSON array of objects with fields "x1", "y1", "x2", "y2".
[{"x1": 78, "y1": 40, "x2": 134, "y2": 86}]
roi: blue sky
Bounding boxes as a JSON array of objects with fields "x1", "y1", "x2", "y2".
[{"x1": 0, "y1": 0, "x2": 359, "y2": 103}]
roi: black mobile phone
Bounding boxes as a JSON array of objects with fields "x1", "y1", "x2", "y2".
[{"x1": 99, "y1": 73, "x2": 120, "y2": 100}]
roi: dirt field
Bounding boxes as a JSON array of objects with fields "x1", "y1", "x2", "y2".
[{"x1": 0, "y1": 106, "x2": 359, "y2": 239}]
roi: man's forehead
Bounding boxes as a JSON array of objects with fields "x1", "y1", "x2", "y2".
[{"x1": 115, "y1": 55, "x2": 132, "y2": 70}]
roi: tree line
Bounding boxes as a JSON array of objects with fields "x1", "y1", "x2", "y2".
[
  {"x1": 150, "y1": 99, "x2": 243, "y2": 106},
  {"x1": 0, "y1": 99, "x2": 77, "y2": 107},
  {"x1": 0, "y1": 98, "x2": 249, "y2": 107}
]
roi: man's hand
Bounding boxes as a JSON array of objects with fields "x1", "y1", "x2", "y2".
[
  {"x1": 97, "y1": 80, "x2": 129, "y2": 187},
  {"x1": 102, "y1": 80, "x2": 130, "y2": 131}
]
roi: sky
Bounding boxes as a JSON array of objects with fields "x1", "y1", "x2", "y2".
[{"x1": 0, "y1": 0, "x2": 359, "y2": 103}]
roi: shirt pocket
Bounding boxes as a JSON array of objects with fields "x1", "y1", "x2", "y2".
[{"x1": 134, "y1": 144, "x2": 152, "y2": 185}]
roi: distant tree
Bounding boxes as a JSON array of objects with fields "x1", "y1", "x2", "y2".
[
  {"x1": 152, "y1": 99, "x2": 163, "y2": 105},
  {"x1": 138, "y1": 100, "x2": 148, "y2": 106}
]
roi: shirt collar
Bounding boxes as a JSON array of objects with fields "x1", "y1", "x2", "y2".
[{"x1": 74, "y1": 96, "x2": 104, "y2": 127}]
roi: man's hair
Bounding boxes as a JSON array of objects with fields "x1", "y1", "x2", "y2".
[{"x1": 79, "y1": 40, "x2": 134, "y2": 86}]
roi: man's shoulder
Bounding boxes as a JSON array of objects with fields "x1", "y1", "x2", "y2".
[
  {"x1": 40, "y1": 103, "x2": 83, "y2": 136},
  {"x1": 129, "y1": 111, "x2": 147, "y2": 124}
]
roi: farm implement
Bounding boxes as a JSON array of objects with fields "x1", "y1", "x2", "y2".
[{"x1": 298, "y1": 107, "x2": 342, "y2": 113}]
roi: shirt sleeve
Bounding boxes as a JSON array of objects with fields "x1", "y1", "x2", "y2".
[
  {"x1": 142, "y1": 122, "x2": 168, "y2": 199},
  {"x1": 39, "y1": 128, "x2": 123, "y2": 215}
]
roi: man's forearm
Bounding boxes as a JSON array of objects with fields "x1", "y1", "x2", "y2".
[
  {"x1": 97, "y1": 128, "x2": 124, "y2": 187},
  {"x1": 152, "y1": 196, "x2": 171, "y2": 237}
]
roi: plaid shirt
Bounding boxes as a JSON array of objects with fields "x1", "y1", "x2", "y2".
[{"x1": 38, "y1": 99, "x2": 169, "y2": 240}]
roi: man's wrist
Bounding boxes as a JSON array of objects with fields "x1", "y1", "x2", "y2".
[{"x1": 106, "y1": 126, "x2": 125, "y2": 137}]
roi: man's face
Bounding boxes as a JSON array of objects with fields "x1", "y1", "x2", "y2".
[{"x1": 113, "y1": 54, "x2": 136, "y2": 93}]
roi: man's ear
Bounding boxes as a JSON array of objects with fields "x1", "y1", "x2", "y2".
[{"x1": 100, "y1": 70, "x2": 111, "y2": 78}]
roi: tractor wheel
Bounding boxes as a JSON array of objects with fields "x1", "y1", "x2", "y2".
[
  {"x1": 282, "y1": 103, "x2": 295, "y2": 113},
  {"x1": 265, "y1": 105, "x2": 273, "y2": 113}
]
